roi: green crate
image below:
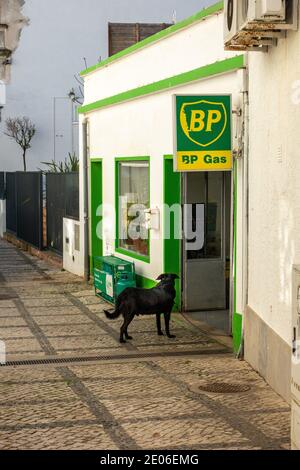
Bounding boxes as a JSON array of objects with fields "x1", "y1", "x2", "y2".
[{"x1": 93, "y1": 256, "x2": 136, "y2": 304}]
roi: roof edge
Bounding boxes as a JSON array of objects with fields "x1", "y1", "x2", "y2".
[
  {"x1": 79, "y1": 54, "x2": 244, "y2": 115},
  {"x1": 80, "y1": 1, "x2": 224, "y2": 77}
]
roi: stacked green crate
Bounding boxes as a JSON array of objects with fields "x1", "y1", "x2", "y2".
[{"x1": 93, "y1": 256, "x2": 136, "y2": 304}]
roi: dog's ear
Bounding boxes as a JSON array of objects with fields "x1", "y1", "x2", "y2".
[{"x1": 157, "y1": 274, "x2": 179, "y2": 281}]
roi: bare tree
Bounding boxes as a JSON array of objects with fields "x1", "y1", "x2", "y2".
[{"x1": 4, "y1": 117, "x2": 36, "y2": 172}]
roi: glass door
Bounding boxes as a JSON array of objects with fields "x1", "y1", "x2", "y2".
[{"x1": 183, "y1": 171, "x2": 231, "y2": 311}]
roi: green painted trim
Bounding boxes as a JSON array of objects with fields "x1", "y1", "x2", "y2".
[
  {"x1": 136, "y1": 274, "x2": 157, "y2": 289},
  {"x1": 80, "y1": 2, "x2": 224, "y2": 77},
  {"x1": 163, "y1": 155, "x2": 181, "y2": 312},
  {"x1": 90, "y1": 157, "x2": 103, "y2": 162},
  {"x1": 115, "y1": 156, "x2": 150, "y2": 162},
  {"x1": 232, "y1": 158, "x2": 242, "y2": 353},
  {"x1": 90, "y1": 159, "x2": 103, "y2": 271},
  {"x1": 79, "y1": 55, "x2": 245, "y2": 115},
  {"x1": 115, "y1": 156, "x2": 151, "y2": 264}
]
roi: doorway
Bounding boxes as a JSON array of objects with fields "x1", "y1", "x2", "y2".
[{"x1": 183, "y1": 171, "x2": 232, "y2": 333}]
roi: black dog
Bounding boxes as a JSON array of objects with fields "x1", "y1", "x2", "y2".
[{"x1": 104, "y1": 274, "x2": 179, "y2": 343}]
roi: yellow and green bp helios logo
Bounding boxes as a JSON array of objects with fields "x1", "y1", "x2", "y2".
[{"x1": 175, "y1": 95, "x2": 232, "y2": 171}]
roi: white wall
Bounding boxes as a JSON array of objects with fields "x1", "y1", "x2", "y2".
[
  {"x1": 84, "y1": 11, "x2": 238, "y2": 105},
  {"x1": 87, "y1": 71, "x2": 242, "y2": 281},
  {"x1": 0, "y1": 200, "x2": 6, "y2": 237},
  {"x1": 248, "y1": 26, "x2": 300, "y2": 344},
  {"x1": 0, "y1": 0, "x2": 215, "y2": 172}
]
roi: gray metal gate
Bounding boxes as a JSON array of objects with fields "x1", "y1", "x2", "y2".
[{"x1": 46, "y1": 173, "x2": 79, "y2": 254}]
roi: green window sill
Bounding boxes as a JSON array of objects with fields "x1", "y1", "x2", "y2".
[{"x1": 115, "y1": 247, "x2": 150, "y2": 264}]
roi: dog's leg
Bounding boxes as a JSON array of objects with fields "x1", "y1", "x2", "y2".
[
  {"x1": 156, "y1": 313, "x2": 164, "y2": 336},
  {"x1": 125, "y1": 316, "x2": 134, "y2": 340},
  {"x1": 164, "y1": 311, "x2": 176, "y2": 339},
  {"x1": 120, "y1": 314, "x2": 134, "y2": 343}
]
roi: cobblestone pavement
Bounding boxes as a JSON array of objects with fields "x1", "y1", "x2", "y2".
[{"x1": 0, "y1": 239, "x2": 291, "y2": 450}]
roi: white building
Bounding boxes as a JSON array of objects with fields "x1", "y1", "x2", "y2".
[
  {"x1": 78, "y1": 2, "x2": 247, "y2": 366},
  {"x1": 0, "y1": 0, "x2": 214, "y2": 172},
  {"x1": 244, "y1": 0, "x2": 300, "y2": 429},
  {"x1": 0, "y1": 0, "x2": 27, "y2": 83}
]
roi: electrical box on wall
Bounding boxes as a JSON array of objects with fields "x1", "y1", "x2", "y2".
[
  {"x1": 292, "y1": 265, "x2": 300, "y2": 450},
  {"x1": 63, "y1": 218, "x2": 84, "y2": 277},
  {"x1": 0, "y1": 80, "x2": 6, "y2": 106},
  {"x1": 224, "y1": 0, "x2": 299, "y2": 51}
]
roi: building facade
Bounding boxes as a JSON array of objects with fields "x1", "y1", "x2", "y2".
[
  {"x1": 0, "y1": 0, "x2": 213, "y2": 172},
  {"x1": 78, "y1": 2, "x2": 247, "y2": 357},
  {"x1": 78, "y1": 2, "x2": 300, "y2": 434}
]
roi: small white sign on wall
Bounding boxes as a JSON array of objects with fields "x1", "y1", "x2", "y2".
[{"x1": 106, "y1": 274, "x2": 114, "y2": 299}]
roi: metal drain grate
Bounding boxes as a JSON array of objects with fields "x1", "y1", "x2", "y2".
[
  {"x1": 191, "y1": 382, "x2": 251, "y2": 394},
  {"x1": 0, "y1": 348, "x2": 229, "y2": 368}
]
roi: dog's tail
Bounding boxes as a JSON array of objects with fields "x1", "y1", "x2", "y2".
[
  {"x1": 104, "y1": 290, "x2": 128, "y2": 320},
  {"x1": 104, "y1": 308, "x2": 121, "y2": 320}
]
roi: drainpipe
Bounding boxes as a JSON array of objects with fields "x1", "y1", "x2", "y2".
[
  {"x1": 237, "y1": 59, "x2": 250, "y2": 359},
  {"x1": 82, "y1": 119, "x2": 90, "y2": 283}
]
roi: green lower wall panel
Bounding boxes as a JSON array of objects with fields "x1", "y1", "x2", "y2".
[
  {"x1": 163, "y1": 156, "x2": 181, "y2": 311},
  {"x1": 90, "y1": 160, "x2": 103, "y2": 270},
  {"x1": 136, "y1": 274, "x2": 157, "y2": 289},
  {"x1": 232, "y1": 312, "x2": 243, "y2": 353},
  {"x1": 132, "y1": 274, "x2": 181, "y2": 314}
]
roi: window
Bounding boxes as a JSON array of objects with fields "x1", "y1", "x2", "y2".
[{"x1": 117, "y1": 159, "x2": 150, "y2": 260}]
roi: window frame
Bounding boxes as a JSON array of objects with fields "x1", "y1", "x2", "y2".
[{"x1": 115, "y1": 156, "x2": 151, "y2": 264}]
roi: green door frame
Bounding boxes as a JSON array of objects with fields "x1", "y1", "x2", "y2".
[
  {"x1": 90, "y1": 159, "x2": 103, "y2": 270},
  {"x1": 163, "y1": 155, "x2": 181, "y2": 311},
  {"x1": 163, "y1": 155, "x2": 241, "y2": 350}
]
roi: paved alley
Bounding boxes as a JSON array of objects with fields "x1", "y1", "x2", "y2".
[{"x1": 0, "y1": 239, "x2": 291, "y2": 450}]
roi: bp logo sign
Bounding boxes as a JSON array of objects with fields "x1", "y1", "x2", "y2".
[
  {"x1": 175, "y1": 95, "x2": 232, "y2": 172},
  {"x1": 180, "y1": 100, "x2": 227, "y2": 148}
]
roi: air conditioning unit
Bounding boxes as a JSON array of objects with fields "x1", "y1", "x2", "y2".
[
  {"x1": 0, "y1": 80, "x2": 6, "y2": 106},
  {"x1": 224, "y1": 0, "x2": 299, "y2": 51}
]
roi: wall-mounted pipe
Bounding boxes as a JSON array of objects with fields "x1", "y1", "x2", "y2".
[{"x1": 82, "y1": 119, "x2": 90, "y2": 282}]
